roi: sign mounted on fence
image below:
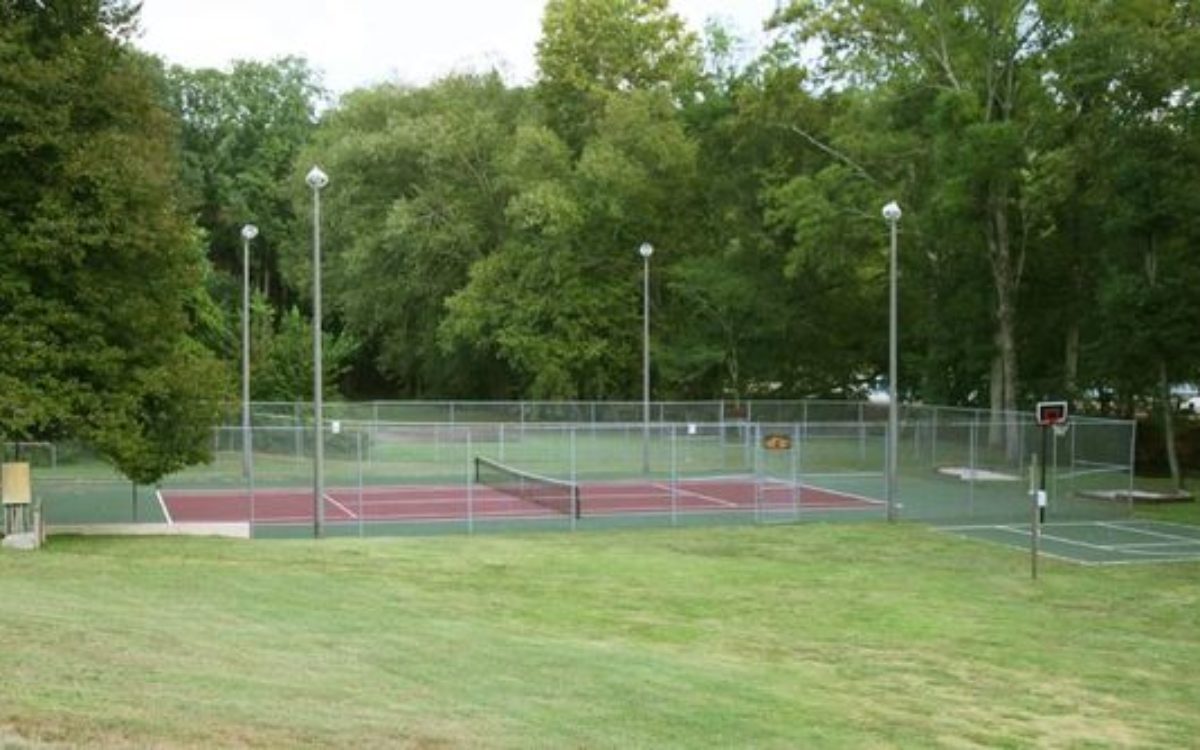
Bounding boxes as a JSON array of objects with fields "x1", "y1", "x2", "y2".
[{"x1": 762, "y1": 433, "x2": 792, "y2": 451}]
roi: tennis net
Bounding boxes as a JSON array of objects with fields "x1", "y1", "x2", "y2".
[{"x1": 474, "y1": 456, "x2": 581, "y2": 518}]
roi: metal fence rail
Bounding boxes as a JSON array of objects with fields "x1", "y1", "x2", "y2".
[{"x1": 29, "y1": 402, "x2": 1136, "y2": 539}]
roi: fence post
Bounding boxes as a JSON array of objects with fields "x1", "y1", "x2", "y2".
[
  {"x1": 858, "y1": 402, "x2": 866, "y2": 464},
  {"x1": 1126, "y1": 420, "x2": 1137, "y2": 517},
  {"x1": 248, "y1": 428, "x2": 256, "y2": 531},
  {"x1": 753, "y1": 422, "x2": 763, "y2": 524},
  {"x1": 968, "y1": 412, "x2": 978, "y2": 519},
  {"x1": 467, "y1": 430, "x2": 474, "y2": 535},
  {"x1": 569, "y1": 426, "x2": 577, "y2": 532},
  {"x1": 670, "y1": 424, "x2": 678, "y2": 527},
  {"x1": 931, "y1": 406, "x2": 939, "y2": 468},
  {"x1": 356, "y1": 430, "x2": 364, "y2": 538},
  {"x1": 792, "y1": 421, "x2": 801, "y2": 521}
]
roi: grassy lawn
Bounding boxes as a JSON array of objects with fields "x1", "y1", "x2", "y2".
[{"x1": 2, "y1": 509, "x2": 1199, "y2": 748}]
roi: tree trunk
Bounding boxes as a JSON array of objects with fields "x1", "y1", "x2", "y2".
[
  {"x1": 1157, "y1": 358, "x2": 1183, "y2": 492},
  {"x1": 1064, "y1": 321, "x2": 1080, "y2": 398},
  {"x1": 987, "y1": 198, "x2": 1021, "y2": 462},
  {"x1": 988, "y1": 347, "x2": 1004, "y2": 447},
  {"x1": 1144, "y1": 234, "x2": 1182, "y2": 491}
]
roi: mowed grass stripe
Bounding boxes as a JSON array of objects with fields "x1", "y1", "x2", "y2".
[{"x1": 2, "y1": 517, "x2": 1199, "y2": 748}]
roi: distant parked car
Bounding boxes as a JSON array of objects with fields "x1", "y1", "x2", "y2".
[{"x1": 1181, "y1": 396, "x2": 1200, "y2": 414}]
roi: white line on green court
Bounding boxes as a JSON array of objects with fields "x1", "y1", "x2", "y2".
[
  {"x1": 1096, "y1": 522, "x2": 1200, "y2": 545},
  {"x1": 938, "y1": 520, "x2": 1200, "y2": 565}
]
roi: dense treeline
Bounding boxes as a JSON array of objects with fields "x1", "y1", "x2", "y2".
[{"x1": 1, "y1": 0, "x2": 1198, "y2": 485}]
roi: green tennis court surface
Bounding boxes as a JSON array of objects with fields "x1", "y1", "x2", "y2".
[{"x1": 939, "y1": 519, "x2": 1200, "y2": 565}]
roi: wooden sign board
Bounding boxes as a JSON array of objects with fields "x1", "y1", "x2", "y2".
[{"x1": 2, "y1": 462, "x2": 32, "y2": 505}]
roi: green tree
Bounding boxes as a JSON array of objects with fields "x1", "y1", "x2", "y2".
[
  {"x1": 536, "y1": 0, "x2": 701, "y2": 150},
  {"x1": 774, "y1": 0, "x2": 1070, "y2": 453},
  {"x1": 442, "y1": 89, "x2": 702, "y2": 398},
  {"x1": 164, "y1": 57, "x2": 325, "y2": 305},
  {"x1": 288, "y1": 74, "x2": 524, "y2": 396},
  {"x1": 0, "y1": 0, "x2": 227, "y2": 482},
  {"x1": 252, "y1": 303, "x2": 359, "y2": 401}
]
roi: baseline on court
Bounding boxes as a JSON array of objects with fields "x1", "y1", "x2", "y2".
[{"x1": 937, "y1": 519, "x2": 1200, "y2": 565}]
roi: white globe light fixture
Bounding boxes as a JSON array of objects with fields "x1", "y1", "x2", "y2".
[{"x1": 306, "y1": 166, "x2": 329, "y2": 190}]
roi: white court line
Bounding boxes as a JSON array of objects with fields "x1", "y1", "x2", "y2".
[
  {"x1": 1098, "y1": 521, "x2": 1200, "y2": 544},
  {"x1": 965, "y1": 527, "x2": 1087, "y2": 563},
  {"x1": 761, "y1": 480, "x2": 887, "y2": 507},
  {"x1": 653, "y1": 483, "x2": 739, "y2": 508},
  {"x1": 940, "y1": 521, "x2": 1134, "y2": 531},
  {"x1": 1123, "y1": 519, "x2": 1200, "y2": 534},
  {"x1": 156, "y1": 488, "x2": 174, "y2": 525},
  {"x1": 987, "y1": 525, "x2": 1200, "y2": 559},
  {"x1": 942, "y1": 520, "x2": 1200, "y2": 546},
  {"x1": 1112, "y1": 541, "x2": 1200, "y2": 549},
  {"x1": 323, "y1": 493, "x2": 358, "y2": 520}
]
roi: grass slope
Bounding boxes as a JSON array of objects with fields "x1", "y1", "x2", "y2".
[{"x1": 2, "y1": 512, "x2": 1199, "y2": 748}]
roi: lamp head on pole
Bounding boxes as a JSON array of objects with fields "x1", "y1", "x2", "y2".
[
  {"x1": 638, "y1": 242, "x2": 654, "y2": 259},
  {"x1": 306, "y1": 166, "x2": 329, "y2": 190},
  {"x1": 241, "y1": 224, "x2": 259, "y2": 241},
  {"x1": 882, "y1": 201, "x2": 902, "y2": 223}
]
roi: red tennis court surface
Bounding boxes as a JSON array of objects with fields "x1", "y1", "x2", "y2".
[{"x1": 159, "y1": 479, "x2": 882, "y2": 525}]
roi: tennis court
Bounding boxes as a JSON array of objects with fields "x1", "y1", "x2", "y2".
[
  {"x1": 30, "y1": 401, "x2": 1141, "y2": 539},
  {"x1": 158, "y1": 471, "x2": 885, "y2": 535},
  {"x1": 939, "y1": 519, "x2": 1200, "y2": 565}
]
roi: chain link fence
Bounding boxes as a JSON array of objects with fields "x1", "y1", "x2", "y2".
[{"x1": 26, "y1": 401, "x2": 1135, "y2": 538}]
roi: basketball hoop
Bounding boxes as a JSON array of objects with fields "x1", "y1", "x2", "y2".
[
  {"x1": 1036, "y1": 401, "x2": 1069, "y2": 428},
  {"x1": 1053, "y1": 422, "x2": 1070, "y2": 438}
]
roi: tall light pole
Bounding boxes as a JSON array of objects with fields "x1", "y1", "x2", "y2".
[
  {"x1": 240, "y1": 223, "x2": 258, "y2": 480},
  {"x1": 639, "y1": 242, "x2": 653, "y2": 474},
  {"x1": 882, "y1": 201, "x2": 902, "y2": 523},
  {"x1": 306, "y1": 166, "x2": 329, "y2": 539}
]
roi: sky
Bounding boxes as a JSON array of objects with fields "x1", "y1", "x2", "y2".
[{"x1": 135, "y1": 0, "x2": 783, "y2": 95}]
